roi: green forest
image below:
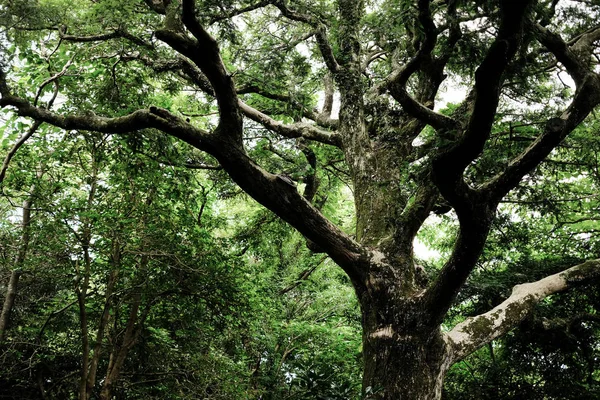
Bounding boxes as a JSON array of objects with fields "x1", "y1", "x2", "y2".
[{"x1": 0, "y1": 0, "x2": 599, "y2": 399}]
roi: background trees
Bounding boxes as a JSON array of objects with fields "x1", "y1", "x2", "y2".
[{"x1": 1, "y1": 0, "x2": 600, "y2": 399}]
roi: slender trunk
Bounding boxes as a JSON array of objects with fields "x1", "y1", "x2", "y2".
[
  {"x1": 0, "y1": 270, "x2": 21, "y2": 341},
  {"x1": 0, "y1": 188, "x2": 35, "y2": 341},
  {"x1": 77, "y1": 163, "x2": 98, "y2": 400},
  {"x1": 85, "y1": 267, "x2": 119, "y2": 398},
  {"x1": 99, "y1": 292, "x2": 142, "y2": 400},
  {"x1": 77, "y1": 252, "x2": 92, "y2": 400},
  {"x1": 99, "y1": 254, "x2": 150, "y2": 400}
]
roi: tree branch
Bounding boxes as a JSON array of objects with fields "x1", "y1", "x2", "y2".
[
  {"x1": 446, "y1": 259, "x2": 600, "y2": 363},
  {"x1": 482, "y1": 73, "x2": 600, "y2": 201},
  {"x1": 154, "y1": 0, "x2": 242, "y2": 135},
  {"x1": 209, "y1": 1, "x2": 272, "y2": 24},
  {"x1": 271, "y1": 1, "x2": 339, "y2": 73},
  {"x1": 423, "y1": 1, "x2": 535, "y2": 323},
  {"x1": 237, "y1": 84, "x2": 335, "y2": 128},
  {"x1": 432, "y1": 0, "x2": 534, "y2": 204},
  {"x1": 58, "y1": 26, "x2": 153, "y2": 49},
  {"x1": 383, "y1": 0, "x2": 459, "y2": 131},
  {"x1": 534, "y1": 23, "x2": 590, "y2": 85},
  {"x1": 239, "y1": 101, "x2": 341, "y2": 147},
  {"x1": 0, "y1": 67, "x2": 368, "y2": 287},
  {"x1": 0, "y1": 121, "x2": 43, "y2": 184}
]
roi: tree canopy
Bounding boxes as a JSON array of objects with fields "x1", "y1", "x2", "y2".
[{"x1": 1, "y1": 0, "x2": 600, "y2": 399}]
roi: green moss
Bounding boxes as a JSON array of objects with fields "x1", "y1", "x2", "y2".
[{"x1": 464, "y1": 315, "x2": 494, "y2": 339}]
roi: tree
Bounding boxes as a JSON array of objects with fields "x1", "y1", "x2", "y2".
[{"x1": 2, "y1": 0, "x2": 600, "y2": 398}]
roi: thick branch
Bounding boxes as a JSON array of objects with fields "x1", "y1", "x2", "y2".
[
  {"x1": 534, "y1": 23, "x2": 590, "y2": 85},
  {"x1": 384, "y1": 0, "x2": 458, "y2": 131},
  {"x1": 154, "y1": 0, "x2": 242, "y2": 134},
  {"x1": 446, "y1": 259, "x2": 600, "y2": 363},
  {"x1": 0, "y1": 70, "x2": 368, "y2": 288},
  {"x1": 122, "y1": 53, "x2": 214, "y2": 95},
  {"x1": 420, "y1": 3, "x2": 534, "y2": 321},
  {"x1": 432, "y1": 0, "x2": 533, "y2": 201}
]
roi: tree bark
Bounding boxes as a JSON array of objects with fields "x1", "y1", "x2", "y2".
[
  {"x1": 361, "y1": 300, "x2": 452, "y2": 399},
  {"x1": 77, "y1": 161, "x2": 98, "y2": 400}
]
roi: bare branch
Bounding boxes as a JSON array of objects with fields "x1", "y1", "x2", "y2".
[{"x1": 446, "y1": 259, "x2": 600, "y2": 363}]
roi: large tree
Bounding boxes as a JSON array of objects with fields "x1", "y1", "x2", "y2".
[{"x1": 2, "y1": 0, "x2": 600, "y2": 398}]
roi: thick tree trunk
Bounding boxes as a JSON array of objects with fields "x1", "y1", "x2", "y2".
[
  {"x1": 362, "y1": 330, "x2": 450, "y2": 399},
  {"x1": 359, "y1": 289, "x2": 451, "y2": 400}
]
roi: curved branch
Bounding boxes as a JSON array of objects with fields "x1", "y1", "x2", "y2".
[
  {"x1": 0, "y1": 68, "x2": 368, "y2": 288},
  {"x1": 209, "y1": 1, "x2": 272, "y2": 24},
  {"x1": 389, "y1": 87, "x2": 458, "y2": 131},
  {"x1": 383, "y1": 0, "x2": 459, "y2": 131},
  {"x1": 154, "y1": 0, "x2": 242, "y2": 134},
  {"x1": 239, "y1": 101, "x2": 341, "y2": 147},
  {"x1": 33, "y1": 54, "x2": 75, "y2": 106},
  {"x1": 446, "y1": 259, "x2": 600, "y2": 363},
  {"x1": 534, "y1": 23, "x2": 590, "y2": 85},
  {"x1": 0, "y1": 121, "x2": 42, "y2": 184},
  {"x1": 420, "y1": 6, "x2": 535, "y2": 321},
  {"x1": 237, "y1": 84, "x2": 323, "y2": 125},
  {"x1": 432, "y1": 1, "x2": 533, "y2": 201}
]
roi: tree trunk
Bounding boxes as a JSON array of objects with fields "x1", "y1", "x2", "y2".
[
  {"x1": 0, "y1": 269, "x2": 21, "y2": 342},
  {"x1": 360, "y1": 294, "x2": 451, "y2": 400},
  {"x1": 0, "y1": 191, "x2": 34, "y2": 342},
  {"x1": 98, "y1": 292, "x2": 142, "y2": 400}
]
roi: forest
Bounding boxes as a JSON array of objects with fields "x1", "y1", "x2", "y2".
[{"x1": 0, "y1": 0, "x2": 599, "y2": 399}]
